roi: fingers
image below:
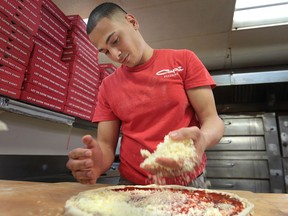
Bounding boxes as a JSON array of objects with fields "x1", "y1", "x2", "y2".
[
  {"x1": 82, "y1": 135, "x2": 97, "y2": 149},
  {"x1": 169, "y1": 127, "x2": 201, "y2": 141},
  {"x1": 156, "y1": 157, "x2": 183, "y2": 168},
  {"x1": 143, "y1": 158, "x2": 184, "y2": 177}
]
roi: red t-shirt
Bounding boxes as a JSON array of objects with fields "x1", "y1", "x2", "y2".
[{"x1": 93, "y1": 49, "x2": 216, "y2": 185}]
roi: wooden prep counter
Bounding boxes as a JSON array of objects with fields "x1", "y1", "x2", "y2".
[{"x1": 0, "y1": 180, "x2": 287, "y2": 216}]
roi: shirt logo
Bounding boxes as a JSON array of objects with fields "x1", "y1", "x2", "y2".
[{"x1": 156, "y1": 66, "x2": 184, "y2": 78}]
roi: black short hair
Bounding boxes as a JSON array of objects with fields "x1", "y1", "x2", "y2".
[{"x1": 86, "y1": 2, "x2": 127, "y2": 35}]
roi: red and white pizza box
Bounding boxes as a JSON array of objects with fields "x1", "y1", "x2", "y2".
[
  {"x1": 24, "y1": 74, "x2": 67, "y2": 99},
  {"x1": 0, "y1": 12, "x2": 34, "y2": 52},
  {"x1": 64, "y1": 39, "x2": 98, "y2": 63},
  {"x1": 22, "y1": 82, "x2": 66, "y2": 104},
  {"x1": 67, "y1": 61, "x2": 99, "y2": 85},
  {"x1": 63, "y1": 106, "x2": 93, "y2": 121},
  {"x1": 62, "y1": 55, "x2": 100, "y2": 78},
  {"x1": 64, "y1": 44, "x2": 98, "y2": 66},
  {"x1": 24, "y1": 70, "x2": 67, "y2": 95},
  {"x1": 67, "y1": 25, "x2": 90, "y2": 43},
  {"x1": 67, "y1": 86, "x2": 97, "y2": 105},
  {"x1": 69, "y1": 73, "x2": 98, "y2": 95},
  {"x1": 20, "y1": 91, "x2": 64, "y2": 112},
  {"x1": 65, "y1": 98, "x2": 95, "y2": 115},
  {"x1": 66, "y1": 32, "x2": 98, "y2": 57},
  {"x1": 33, "y1": 38, "x2": 61, "y2": 61},
  {"x1": 0, "y1": 67, "x2": 24, "y2": 89},
  {"x1": 0, "y1": 83, "x2": 21, "y2": 99},
  {"x1": 27, "y1": 61, "x2": 68, "y2": 87},
  {"x1": 0, "y1": 0, "x2": 41, "y2": 36},
  {"x1": 67, "y1": 15, "x2": 87, "y2": 34},
  {"x1": 69, "y1": 63, "x2": 99, "y2": 89},
  {"x1": 42, "y1": 0, "x2": 71, "y2": 30},
  {"x1": 66, "y1": 93, "x2": 96, "y2": 111},
  {"x1": 0, "y1": 51, "x2": 26, "y2": 73},
  {"x1": 39, "y1": 15, "x2": 66, "y2": 48},
  {"x1": 31, "y1": 43, "x2": 69, "y2": 78},
  {"x1": 35, "y1": 30, "x2": 63, "y2": 57},
  {"x1": 0, "y1": 32, "x2": 31, "y2": 66},
  {"x1": 100, "y1": 63, "x2": 117, "y2": 72},
  {"x1": 68, "y1": 77, "x2": 97, "y2": 100}
]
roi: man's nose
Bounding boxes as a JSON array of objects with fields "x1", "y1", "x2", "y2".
[{"x1": 110, "y1": 48, "x2": 121, "y2": 60}]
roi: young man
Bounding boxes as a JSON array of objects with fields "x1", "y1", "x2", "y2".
[{"x1": 66, "y1": 2, "x2": 224, "y2": 186}]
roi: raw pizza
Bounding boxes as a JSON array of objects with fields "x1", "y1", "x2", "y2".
[{"x1": 64, "y1": 185, "x2": 254, "y2": 216}]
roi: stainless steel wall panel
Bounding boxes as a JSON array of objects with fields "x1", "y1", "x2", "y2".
[
  {"x1": 208, "y1": 136, "x2": 265, "y2": 151},
  {"x1": 278, "y1": 114, "x2": 288, "y2": 157},
  {"x1": 208, "y1": 179, "x2": 270, "y2": 193},
  {"x1": 206, "y1": 160, "x2": 269, "y2": 179}
]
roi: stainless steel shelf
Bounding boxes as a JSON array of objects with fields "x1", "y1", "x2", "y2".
[
  {"x1": 212, "y1": 69, "x2": 288, "y2": 86},
  {"x1": 0, "y1": 96, "x2": 74, "y2": 125}
]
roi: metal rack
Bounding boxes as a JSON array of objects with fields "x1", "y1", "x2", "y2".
[{"x1": 0, "y1": 96, "x2": 97, "y2": 130}]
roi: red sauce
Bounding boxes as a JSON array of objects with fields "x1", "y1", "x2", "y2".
[{"x1": 112, "y1": 187, "x2": 244, "y2": 215}]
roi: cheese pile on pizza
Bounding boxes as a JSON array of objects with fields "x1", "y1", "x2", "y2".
[
  {"x1": 64, "y1": 185, "x2": 254, "y2": 216},
  {"x1": 140, "y1": 135, "x2": 198, "y2": 176}
]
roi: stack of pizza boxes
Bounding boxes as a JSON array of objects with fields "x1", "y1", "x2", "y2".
[
  {"x1": 62, "y1": 15, "x2": 100, "y2": 121},
  {"x1": 0, "y1": 0, "x2": 40, "y2": 99},
  {"x1": 99, "y1": 63, "x2": 117, "y2": 85},
  {"x1": 21, "y1": 0, "x2": 71, "y2": 112}
]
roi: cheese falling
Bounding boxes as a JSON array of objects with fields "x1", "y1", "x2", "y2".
[{"x1": 140, "y1": 135, "x2": 198, "y2": 176}]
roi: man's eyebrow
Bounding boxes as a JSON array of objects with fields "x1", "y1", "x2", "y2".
[
  {"x1": 98, "y1": 32, "x2": 116, "y2": 53},
  {"x1": 106, "y1": 32, "x2": 115, "y2": 44}
]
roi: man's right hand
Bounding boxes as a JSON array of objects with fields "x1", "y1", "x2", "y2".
[{"x1": 66, "y1": 135, "x2": 103, "y2": 184}]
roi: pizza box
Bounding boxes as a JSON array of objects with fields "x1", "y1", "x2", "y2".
[
  {"x1": 67, "y1": 61, "x2": 99, "y2": 84},
  {"x1": 67, "y1": 15, "x2": 87, "y2": 34},
  {"x1": 100, "y1": 63, "x2": 117, "y2": 71},
  {"x1": 63, "y1": 106, "x2": 93, "y2": 121},
  {"x1": 22, "y1": 82, "x2": 66, "y2": 104},
  {"x1": 62, "y1": 55, "x2": 100, "y2": 77},
  {"x1": 69, "y1": 73, "x2": 98, "y2": 95},
  {"x1": 0, "y1": 83, "x2": 21, "y2": 99},
  {"x1": 42, "y1": 0, "x2": 71, "y2": 30},
  {"x1": 68, "y1": 76, "x2": 97, "y2": 100},
  {"x1": 67, "y1": 86, "x2": 97, "y2": 104},
  {"x1": 67, "y1": 26, "x2": 90, "y2": 43},
  {"x1": 0, "y1": 51, "x2": 27, "y2": 73},
  {"x1": 24, "y1": 74, "x2": 67, "y2": 99},
  {"x1": 67, "y1": 31, "x2": 98, "y2": 57},
  {"x1": 35, "y1": 30, "x2": 63, "y2": 56},
  {"x1": 27, "y1": 61, "x2": 69, "y2": 87},
  {"x1": 69, "y1": 63, "x2": 99, "y2": 88},
  {"x1": 20, "y1": 91, "x2": 64, "y2": 112},
  {"x1": 66, "y1": 93, "x2": 96, "y2": 111},
  {"x1": 65, "y1": 98, "x2": 95, "y2": 116},
  {"x1": 0, "y1": 0, "x2": 41, "y2": 36},
  {"x1": 39, "y1": 7, "x2": 67, "y2": 47},
  {"x1": 0, "y1": 12, "x2": 34, "y2": 52},
  {"x1": 39, "y1": 15, "x2": 66, "y2": 48},
  {"x1": 63, "y1": 44, "x2": 99, "y2": 66},
  {"x1": 65, "y1": 37, "x2": 98, "y2": 61},
  {"x1": 24, "y1": 72, "x2": 67, "y2": 97},
  {"x1": 0, "y1": 68, "x2": 24, "y2": 89},
  {"x1": 33, "y1": 38, "x2": 61, "y2": 61},
  {"x1": 31, "y1": 43, "x2": 69, "y2": 78},
  {"x1": 0, "y1": 32, "x2": 31, "y2": 66}
]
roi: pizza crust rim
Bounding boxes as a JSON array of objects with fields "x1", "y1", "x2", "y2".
[{"x1": 64, "y1": 184, "x2": 254, "y2": 216}]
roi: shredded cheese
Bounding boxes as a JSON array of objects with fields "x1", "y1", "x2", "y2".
[
  {"x1": 64, "y1": 186, "x2": 247, "y2": 216},
  {"x1": 140, "y1": 135, "x2": 198, "y2": 177}
]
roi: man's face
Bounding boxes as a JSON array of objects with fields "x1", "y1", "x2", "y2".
[{"x1": 88, "y1": 14, "x2": 144, "y2": 67}]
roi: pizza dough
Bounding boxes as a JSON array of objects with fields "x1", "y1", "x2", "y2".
[
  {"x1": 140, "y1": 135, "x2": 198, "y2": 176},
  {"x1": 64, "y1": 185, "x2": 254, "y2": 216}
]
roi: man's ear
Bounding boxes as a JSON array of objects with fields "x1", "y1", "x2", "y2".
[{"x1": 125, "y1": 14, "x2": 139, "y2": 30}]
